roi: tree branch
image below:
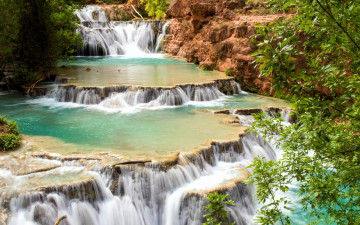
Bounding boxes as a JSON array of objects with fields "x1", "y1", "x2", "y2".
[
  {"x1": 132, "y1": 6, "x2": 144, "y2": 21},
  {"x1": 315, "y1": 0, "x2": 360, "y2": 52},
  {"x1": 54, "y1": 215, "x2": 67, "y2": 225}
]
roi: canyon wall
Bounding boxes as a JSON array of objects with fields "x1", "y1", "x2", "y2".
[
  {"x1": 91, "y1": 0, "x2": 288, "y2": 95},
  {"x1": 164, "y1": 0, "x2": 286, "y2": 94}
]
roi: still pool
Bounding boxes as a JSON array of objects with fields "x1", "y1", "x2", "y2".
[
  {"x1": 56, "y1": 56, "x2": 229, "y2": 87},
  {"x1": 0, "y1": 93, "x2": 288, "y2": 160}
]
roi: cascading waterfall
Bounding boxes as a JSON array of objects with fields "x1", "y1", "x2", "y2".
[
  {"x1": 51, "y1": 84, "x2": 225, "y2": 105},
  {"x1": 0, "y1": 5, "x2": 295, "y2": 225},
  {"x1": 45, "y1": 79, "x2": 242, "y2": 112},
  {"x1": 44, "y1": 6, "x2": 246, "y2": 110},
  {"x1": 1, "y1": 133, "x2": 276, "y2": 225},
  {"x1": 75, "y1": 6, "x2": 168, "y2": 56}
]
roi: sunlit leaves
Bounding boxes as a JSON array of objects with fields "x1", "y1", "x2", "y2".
[
  {"x1": 249, "y1": 0, "x2": 360, "y2": 224},
  {"x1": 203, "y1": 192, "x2": 235, "y2": 225},
  {"x1": 140, "y1": 0, "x2": 168, "y2": 19}
]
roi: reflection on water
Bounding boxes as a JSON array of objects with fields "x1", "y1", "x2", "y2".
[{"x1": 56, "y1": 56, "x2": 229, "y2": 87}]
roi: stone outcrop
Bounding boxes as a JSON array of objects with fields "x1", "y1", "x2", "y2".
[
  {"x1": 165, "y1": 0, "x2": 288, "y2": 95},
  {"x1": 235, "y1": 108, "x2": 263, "y2": 115}
]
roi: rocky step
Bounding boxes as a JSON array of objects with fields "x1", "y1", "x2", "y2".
[{"x1": 48, "y1": 78, "x2": 242, "y2": 105}]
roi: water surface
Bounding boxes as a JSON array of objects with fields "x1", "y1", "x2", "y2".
[
  {"x1": 56, "y1": 56, "x2": 229, "y2": 87},
  {"x1": 0, "y1": 93, "x2": 288, "y2": 160}
]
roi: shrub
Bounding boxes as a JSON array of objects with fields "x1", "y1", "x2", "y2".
[
  {"x1": 7, "y1": 120, "x2": 19, "y2": 135},
  {"x1": 0, "y1": 116, "x2": 21, "y2": 151},
  {"x1": 0, "y1": 134, "x2": 21, "y2": 151},
  {"x1": 0, "y1": 116, "x2": 7, "y2": 125},
  {"x1": 249, "y1": 37, "x2": 259, "y2": 50},
  {"x1": 140, "y1": 0, "x2": 168, "y2": 19},
  {"x1": 225, "y1": 68, "x2": 234, "y2": 76},
  {"x1": 203, "y1": 192, "x2": 235, "y2": 225}
]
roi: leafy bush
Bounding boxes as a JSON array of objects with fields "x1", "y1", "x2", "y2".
[
  {"x1": 0, "y1": 134, "x2": 21, "y2": 151},
  {"x1": 0, "y1": 116, "x2": 7, "y2": 125},
  {"x1": 7, "y1": 120, "x2": 19, "y2": 135},
  {"x1": 0, "y1": 116, "x2": 21, "y2": 151},
  {"x1": 203, "y1": 192, "x2": 235, "y2": 225},
  {"x1": 225, "y1": 68, "x2": 233, "y2": 76},
  {"x1": 249, "y1": 0, "x2": 360, "y2": 224},
  {"x1": 140, "y1": 0, "x2": 168, "y2": 19}
]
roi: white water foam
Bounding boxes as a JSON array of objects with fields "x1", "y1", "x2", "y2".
[
  {"x1": 75, "y1": 6, "x2": 169, "y2": 56},
  {"x1": 25, "y1": 93, "x2": 228, "y2": 114},
  {"x1": 2, "y1": 133, "x2": 277, "y2": 225}
]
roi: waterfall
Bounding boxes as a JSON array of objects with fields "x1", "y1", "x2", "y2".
[
  {"x1": 44, "y1": 79, "x2": 242, "y2": 113},
  {"x1": 75, "y1": 6, "x2": 169, "y2": 56},
  {"x1": 2, "y1": 133, "x2": 276, "y2": 225}
]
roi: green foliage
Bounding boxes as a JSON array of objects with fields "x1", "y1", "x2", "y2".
[
  {"x1": 246, "y1": 157, "x2": 291, "y2": 225},
  {"x1": 7, "y1": 121, "x2": 19, "y2": 135},
  {"x1": 249, "y1": 36, "x2": 260, "y2": 50},
  {"x1": 235, "y1": 76, "x2": 259, "y2": 93},
  {"x1": 140, "y1": 0, "x2": 168, "y2": 19},
  {"x1": 225, "y1": 68, "x2": 234, "y2": 76},
  {"x1": 0, "y1": 116, "x2": 21, "y2": 151},
  {"x1": 0, "y1": 0, "x2": 82, "y2": 88},
  {"x1": 0, "y1": 116, "x2": 7, "y2": 125},
  {"x1": 248, "y1": 0, "x2": 360, "y2": 224},
  {"x1": 0, "y1": 0, "x2": 20, "y2": 73},
  {"x1": 203, "y1": 192, "x2": 235, "y2": 225},
  {"x1": 51, "y1": 0, "x2": 83, "y2": 58},
  {"x1": 202, "y1": 66, "x2": 213, "y2": 71},
  {"x1": 0, "y1": 134, "x2": 21, "y2": 151}
]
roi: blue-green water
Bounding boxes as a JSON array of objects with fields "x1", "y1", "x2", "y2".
[
  {"x1": 56, "y1": 56, "x2": 228, "y2": 86},
  {"x1": 0, "y1": 93, "x2": 287, "y2": 158}
]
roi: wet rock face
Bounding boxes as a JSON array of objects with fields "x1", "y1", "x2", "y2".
[
  {"x1": 26, "y1": 87, "x2": 49, "y2": 97},
  {"x1": 165, "y1": 1, "x2": 286, "y2": 95},
  {"x1": 182, "y1": 182, "x2": 252, "y2": 225},
  {"x1": 33, "y1": 203, "x2": 57, "y2": 225},
  {"x1": 235, "y1": 108, "x2": 263, "y2": 115}
]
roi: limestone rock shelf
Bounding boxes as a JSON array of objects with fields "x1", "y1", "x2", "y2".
[{"x1": 48, "y1": 78, "x2": 242, "y2": 105}]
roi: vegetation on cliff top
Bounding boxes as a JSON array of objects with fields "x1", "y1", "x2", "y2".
[
  {"x1": 140, "y1": 0, "x2": 168, "y2": 19},
  {"x1": 0, "y1": 116, "x2": 21, "y2": 151},
  {"x1": 248, "y1": 0, "x2": 360, "y2": 224}
]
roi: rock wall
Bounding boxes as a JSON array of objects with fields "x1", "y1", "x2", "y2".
[{"x1": 165, "y1": 0, "x2": 286, "y2": 95}]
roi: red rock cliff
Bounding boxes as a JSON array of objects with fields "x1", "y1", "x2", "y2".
[{"x1": 165, "y1": 0, "x2": 286, "y2": 94}]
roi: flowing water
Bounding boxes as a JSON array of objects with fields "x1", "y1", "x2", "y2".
[
  {"x1": 0, "y1": 93, "x2": 286, "y2": 159},
  {"x1": 0, "y1": 133, "x2": 277, "y2": 225},
  {"x1": 0, "y1": 5, "x2": 307, "y2": 225},
  {"x1": 75, "y1": 6, "x2": 168, "y2": 56},
  {"x1": 0, "y1": 91, "x2": 290, "y2": 225},
  {"x1": 50, "y1": 55, "x2": 241, "y2": 112}
]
